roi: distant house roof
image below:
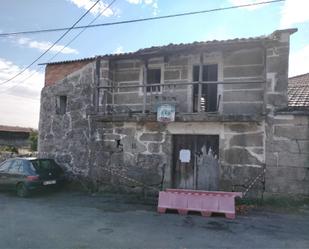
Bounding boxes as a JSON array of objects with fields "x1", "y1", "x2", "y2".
[
  {"x1": 287, "y1": 73, "x2": 309, "y2": 110},
  {"x1": 0, "y1": 125, "x2": 34, "y2": 133}
]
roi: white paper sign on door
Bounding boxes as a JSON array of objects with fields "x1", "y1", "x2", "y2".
[{"x1": 179, "y1": 149, "x2": 191, "y2": 163}]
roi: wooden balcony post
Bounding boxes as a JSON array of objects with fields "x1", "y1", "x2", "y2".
[
  {"x1": 197, "y1": 54, "x2": 203, "y2": 113},
  {"x1": 142, "y1": 64, "x2": 147, "y2": 114}
]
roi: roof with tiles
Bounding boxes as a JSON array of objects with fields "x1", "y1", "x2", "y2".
[
  {"x1": 42, "y1": 35, "x2": 269, "y2": 65},
  {"x1": 287, "y1": 73, "x2": 309, "y2": 111},
  {"x1": 0, "y1": 125, "x2": 34, "y2": 133},
  {"x1": 41, "y1": 29, "x2": 297, "y2": 66}
]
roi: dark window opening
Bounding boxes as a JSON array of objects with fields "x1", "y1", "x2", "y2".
[
  {"x1": 193, "y1": 64, "x2": 218, "y2": 112},
  {"x1": 146, "y1": 68, "x2": 161, "y2": 92},
  {"x1": 56, "y1": 95, "x2": 67, "y2": 115}
]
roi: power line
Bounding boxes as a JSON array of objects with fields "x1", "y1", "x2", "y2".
[
  {"x1": 0, "y1": 0, "x2": 117, "y2": 90},
  {"x1": 0, "y1": 0, "x2": 102, "y2": 86},
  {"x1": 0, "y1": 0, "x2": 284, "y2": 38},
  {"x1": 48, "y1": 0, "x2": 117, "y2": 62}
]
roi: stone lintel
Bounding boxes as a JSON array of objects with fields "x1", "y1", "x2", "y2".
[{"x1": 90, "y1": 113, "x2": 264, "y2": 123}]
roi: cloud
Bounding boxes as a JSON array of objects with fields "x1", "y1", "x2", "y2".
[
  {"x1": 69, "y1": 0, "x2": 114, "y2": 17},
  {"x1": 280, "y1": 0, "x2": 309, "y2": 28},
  {"x1": 126, "y1": 0, "x2": 159, "y2": 15},
  {"x1": 0, "y1": 58, "x2": 44, "y2": 128},
  {"x1": 229, "y1": 0, "x2": 269, "y2": 10},
  {"x1": 114, "y1": 46, "x2": 124, "y2": 54},
  {"x1": 289, "y1": 45, "x2": 309, "y2": 77},
  {"x1": 15, "y1": 37, "x2": 78, "y2": 54}
]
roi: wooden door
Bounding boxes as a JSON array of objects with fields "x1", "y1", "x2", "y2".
[{"x1": 172, "y1": 135, "x2": 219, "y2": 190}]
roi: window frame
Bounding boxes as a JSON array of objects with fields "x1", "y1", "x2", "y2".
[
  {"x1": 139, "y1": 64, "x2": 164, "y2": 96},
  {"x1": 192, "y1": 63, "x2": 219, "y2": 113},
  {"x1": 55, "y1": 95, "x2": 67, "y2": 115}
]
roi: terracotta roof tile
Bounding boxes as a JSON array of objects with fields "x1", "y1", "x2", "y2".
[{"x1": 287, "y1": 73, "x2": 309, "y2": 110}]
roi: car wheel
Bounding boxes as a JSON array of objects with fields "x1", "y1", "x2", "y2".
[{"x1": 16, "y1": 183, "x2": 29, "y2": 198}]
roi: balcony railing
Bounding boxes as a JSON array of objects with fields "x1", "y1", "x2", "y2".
[{"x1": 95, "y1": 80, "x2": 264, "y2": 116}]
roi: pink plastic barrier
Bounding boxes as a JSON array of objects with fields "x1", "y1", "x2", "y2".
[{"x1": 157, "y1": 189, "x2": 242, "y2": 219}]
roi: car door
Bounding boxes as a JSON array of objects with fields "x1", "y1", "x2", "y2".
[
  {"x1": 6, "y1": 160, "x2": 24, "y2": 190},
  {"x1": 0, "y1": 160, "x2": 14, "y2": 190}
]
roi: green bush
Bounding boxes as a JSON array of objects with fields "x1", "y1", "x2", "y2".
[
  {"x1": 0, "y1": 145, "x2": 18, "y2": 154},
  {"x1": 29, "y1": 131, "x2": 38, "y2": 151}
]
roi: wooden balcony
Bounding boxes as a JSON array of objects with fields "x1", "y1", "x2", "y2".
[{"x1": 93, "y1": 79, "x2": 265, "y2": 123}]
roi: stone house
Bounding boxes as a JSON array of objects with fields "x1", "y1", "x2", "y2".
[{"x1": 38, "y1": 28, "x2": 309, "y2": 197}]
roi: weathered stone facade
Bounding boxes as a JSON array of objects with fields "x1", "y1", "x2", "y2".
[{"x1": 39, "y1": 28, "x2": 308, "y2": 197}]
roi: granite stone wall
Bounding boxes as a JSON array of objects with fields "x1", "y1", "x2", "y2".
[
  {"x1": 266, "y1": 114, "x2": 309, "y2": 195},
  {"x1": 38, "y1": 29, "x2": 308, "y2": 196}
]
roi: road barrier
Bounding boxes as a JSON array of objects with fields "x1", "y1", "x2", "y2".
[{"x1": 157, "y1": 189, "x2": 242, "y2": 219}]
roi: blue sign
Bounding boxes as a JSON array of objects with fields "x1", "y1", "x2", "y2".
[{"x1": 157, "y1": 104, "x2": 175, "y2": 122}]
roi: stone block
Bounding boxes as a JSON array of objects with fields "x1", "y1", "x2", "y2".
[
  {"x1": 230, "y1": 132, "x2": 263, "y2": 147},
  {"x1": 114, "y1": 93, "x2": 141, "y2": 104},
  {"x1": 251, "y1": 148, "x2": 264, "y2": 154},
  {"x1": 220, "y1": 164, "x2": 263, "y2": 194},
  {"x1": 266, "y1": 166, "x2": 309, "y2": 182},
  {"x1": 137, "y1": 153, "x2": 164, "y2": 169},
  {"x1": 148, "y1": 143, "x2": 160, "y2": 153},
  {"x1": 110, "y1": 152, "x2": 124, "y2": 167},
  {"x1": 223, "y1": 83, "x2": 263, "y2": 90},
  {"x1": 121, "y1": 134, "x2": 147, "y2": 153},
  {"x1": 265, "y1": 179, "x2": 309, "y2": 195},
  {"x1": 114, "y1": 127, "x2": 135, "y2": 136},
  {"x1": 144, "y1": 122, "x2": 166, "y2": 132},
  {"x1": 164, "y1": 70, "x2": 180, "y2": 80},
  {"x1": 269, "y1": 115, "x2": 309, "y2": 126},
  {"x1": 265, "y1": 152, "x2": 278, "y2": 166},
  {"x1": 224, "y1": 65, "x2": 264, "y2": 78},
  {"x1": 298, "y1": 141, "x2": 309, "y2": 154},
  {"x1": 103, "y1": 134, "x2": 121, "y2": 140},
  {"x1": 224, "y1": 48, "x2": 264, "y2": 66},
  {"x1": 224, "y1": 148, "x2": 262, "y2": 165},
  {"x1": 115, "y1": 61, "x2": 136, "y2": 70},
  {"x1": 223, "y1": 90, "x2": 263, "y2": 102},
  {"x1": 115, "y1": 70, "x2": 140, "y2": 82},
  {"x1": 223, "y1": 103, "x2": 263, "y2": 115},
  {"x1": 224, "y1": 123, "x2": 261, "y2": 133},
  {"x1": 96, "y1": 122, "x2": 113, "y2": 129},
  {"x1": 167, "y1": 57, "x2": 188, "y2": 67},
  {"x1": 140, "y1": 133, "x2": 163, "y2": 142},
  {"x1": 277, "y1": 153, "x2": 308, "y2": 168},
  {"x1": 274, "y1": 74, "x2": 288, "y2": 92},
  {"x1": 267, "y1": 139, "x2": 300, "y2": 154},
  {"x1": 266, "y1": 93, "x2": 287, "y2": 107},
  {"x1": 103, "y1": 140, "x2": 117, "y2": 152},
  {"x1": 181, "y1": 69, "x2": 188, "y2": 79},
  {"x1": 274, "y1": 126, "x2": 309, "y2": 140}
]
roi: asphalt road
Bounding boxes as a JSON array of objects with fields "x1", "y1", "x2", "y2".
[{"x1": 0, "y1": 190, "x2": 308, "y2": 249}]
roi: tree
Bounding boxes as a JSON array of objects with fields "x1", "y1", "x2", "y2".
[{"x1": 29, "y1": 131, "x2": 38, "y2": 152}]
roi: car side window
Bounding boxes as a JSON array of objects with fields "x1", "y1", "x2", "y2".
[
  {"x1": 8, "y1": 160, "x2": 22, "y2": 174},
  {"x1": 0, "y1": 161, "x2": 13, "y2": 172}
]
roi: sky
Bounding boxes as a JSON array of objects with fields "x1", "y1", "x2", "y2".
[{"x1": 0, "y1": 0, "x2": 308, "y2": 128}]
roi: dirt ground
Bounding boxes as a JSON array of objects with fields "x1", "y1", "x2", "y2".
[{"x1": 0, "y1": 190, "x2": 308, "y2": 249}]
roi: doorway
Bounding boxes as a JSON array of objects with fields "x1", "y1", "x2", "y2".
[{"x1": 172, "y1": 135, "x2": 219, "y2": 190}]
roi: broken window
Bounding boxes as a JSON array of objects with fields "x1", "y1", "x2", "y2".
[
  {"x1": 56, "y1": 96, "x2": 67, "y2": 115},
  {"x1": 193, "y1": 64, "x2": 218, "y2": 112},
  {"x1": 146, "y1": 68, "x2": 161, "y2": 92}
]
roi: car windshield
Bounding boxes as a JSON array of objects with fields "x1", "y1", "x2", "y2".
[{"x1": 30, "y1": 159, "x2": 62, "y2": 173}]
